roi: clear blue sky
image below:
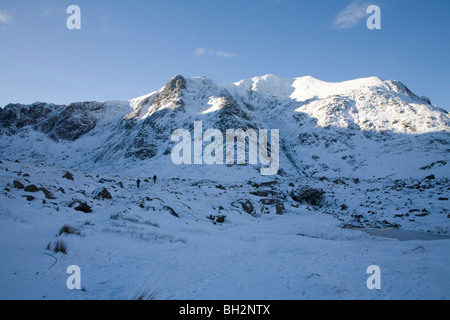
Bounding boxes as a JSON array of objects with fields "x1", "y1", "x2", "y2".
[{"x1": 1, "y1": 0, "x2": 449, "y2": 110}]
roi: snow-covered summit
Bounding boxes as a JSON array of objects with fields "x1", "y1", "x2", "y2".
[
  {"x1": 290, "y1": 75, "x2": 384, "y2": 101},
  {"x1": 223, "y1": 74, "x2": 385, "y2": 102}
]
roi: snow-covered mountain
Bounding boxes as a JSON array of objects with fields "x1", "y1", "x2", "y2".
[
  {"x1": 0, "y1": 74, "x2": 448, "y2": 179},
  {"x1": 1, "y1": 74, "x2": 450, "y2": 300}
]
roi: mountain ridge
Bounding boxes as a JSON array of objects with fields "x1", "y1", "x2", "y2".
[{"x1": 0, "y1": 74, "x2": 448, "y2": 180}]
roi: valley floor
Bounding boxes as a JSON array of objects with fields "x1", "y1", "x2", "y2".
[{"x1": 0, "y1": 160, "x2": 449, "y2": 300}]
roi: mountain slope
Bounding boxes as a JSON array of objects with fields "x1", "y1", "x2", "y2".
[{"x1": 0, "y1": 74, "x2": 448, "y2": 180}]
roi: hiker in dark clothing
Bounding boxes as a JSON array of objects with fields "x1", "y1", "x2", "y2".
[
  {"x1": 137, "y1": 179, "x2": 141, "y2": 188},
  {"x1": 153, "y1": 175, "x2": 157, "y2": 184}
]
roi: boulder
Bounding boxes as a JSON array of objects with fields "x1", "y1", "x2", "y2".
[
  {"x1": 290, "y1": 187, "x2": 325, "y2": 207},
  {"x1": 24, "y1": 184, "x2": 39, "y2": 192},
  {"x1": 22, "y1": 195, "x2": 35, "y2": 201},
  {"x1": 63, "y1": 171, "x2": 74, "y2": 180},
  {"x1": 207, "y1": 214, "x2": 226, "y2": 224},
  {"x1": 240, "y1": 200, "x2": 254, "y2": 215},
  {"x1": 215, "y1": 215, "x2": 226, "y2": 223},
  {"x1": 276, "y1": 202, "x2": 285, "y2": 215},
  {"x1": 92, "y1": 187, "x2": 112, "y2": 200},
  {"x1": 38, "y1": 187, "x2": 57, "y2": 200},
  {"x1": 13, "y1": 180, "x2": 24, "y2": 189},
  {"x1": 74, "y1": 202, "x2": 92, "y2": 213}
]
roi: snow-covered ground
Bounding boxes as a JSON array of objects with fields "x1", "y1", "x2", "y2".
[
  {"x1": 1, "y1": 74, "x2": 449, "y2": 300},
  {"x1": 0, "y1": 159, "x2": 449, "y2": 300}
]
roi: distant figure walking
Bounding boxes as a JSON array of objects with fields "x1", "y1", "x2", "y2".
[
  {"x1": 153, "y1": 175, "x2": 157, "y2": 184},
  {"x1": 137, "y1": 179, "x2": 141, "y2": 189}
]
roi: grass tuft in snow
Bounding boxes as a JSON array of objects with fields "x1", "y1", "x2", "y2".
[
  {"x1": 125, "y1": 287, "x2": 160, "y2": 300},
  {"x1": 58, "y1": 224, "x2": 81, "y2": 236},
  {"x1": 53, "y1": 240, "x2": 68, "y2": 254}
]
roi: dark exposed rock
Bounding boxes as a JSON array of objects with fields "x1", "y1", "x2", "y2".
[
  {"x1": 260, "y1": 198, "x2": 277, "y2": 205},
  {"x1": 0, "y1": 102, "x2": 100, "y2": 141},
  {"x1": 261, "y1": 206, "x2": 270, "y2": 214},
  {"x1": 0, "y1": 103, "x2": 52, "y2": 131},
  {"x1": 98, "y1": 178, "x2": 115, "y2": 184},
  {"x1": 215, "y1": 91, "x2": 254, "y2": 128},
  {"x1": 150, "y1": 75, "x2": 187, "y2": 111},
  {"x1": 22, "y1": 195, "x2": 35, "y2": 201},
  {"x1": 290, "y1": 187, "x2": 325, "y2": 207},
  {"x1": 24, "y1": 184, "x2": 39, "y2": 192},
  {"x1": 164, "y1": 205, "x2": 179, "y2": 218},
  {"x1": 260, "y1": 181, "x2": 278, "y2": 187},
  {"x1": 250, "y1": 190, "x2": 276, "y2": 197},
  {"x1": 415, "y1": 212, "x2": 429, "y2": 217},
  {"x1": 63, "y1": 171, "x2": 74, "y2": 180},
  {"x1": 275, "y1": 202, "x2": 285, "y2": 215},
  {"x1": 207, "y1": 214, "x2": 226, "y2": 224},
  {"x1": 46, "y1": 103, "x2": 99, "y2": 141},
  {"x1": 38, "y1": 187, "x2": 57, "y2": 200},
  {"x1": 247, "y1": 181, "x2": 277, "y2": 188},
  {"x1": 215, "y1": 215, "x2": 226, "y2": 223},
  {"x1": 240, "y1": 200, "x2": 254, "y2": 215},
  {"x1": 13, "y1": 180, "x2": 24, "y2": 189},
  {"x1": 92, "y1": 187, "x2": 112, "y2": 200},
  {"x1": 125, "y1": 147, "x2": 158, "y2": 160},
  {"x1": 333, "y1": 178, "x2": 347, "y2": 185},
  {"x1": 420, "y1": 160, "x2": 447, "y2": 170},
  {"x1": 74, "y1": 202, "x2": 92, "y2": 213}
]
